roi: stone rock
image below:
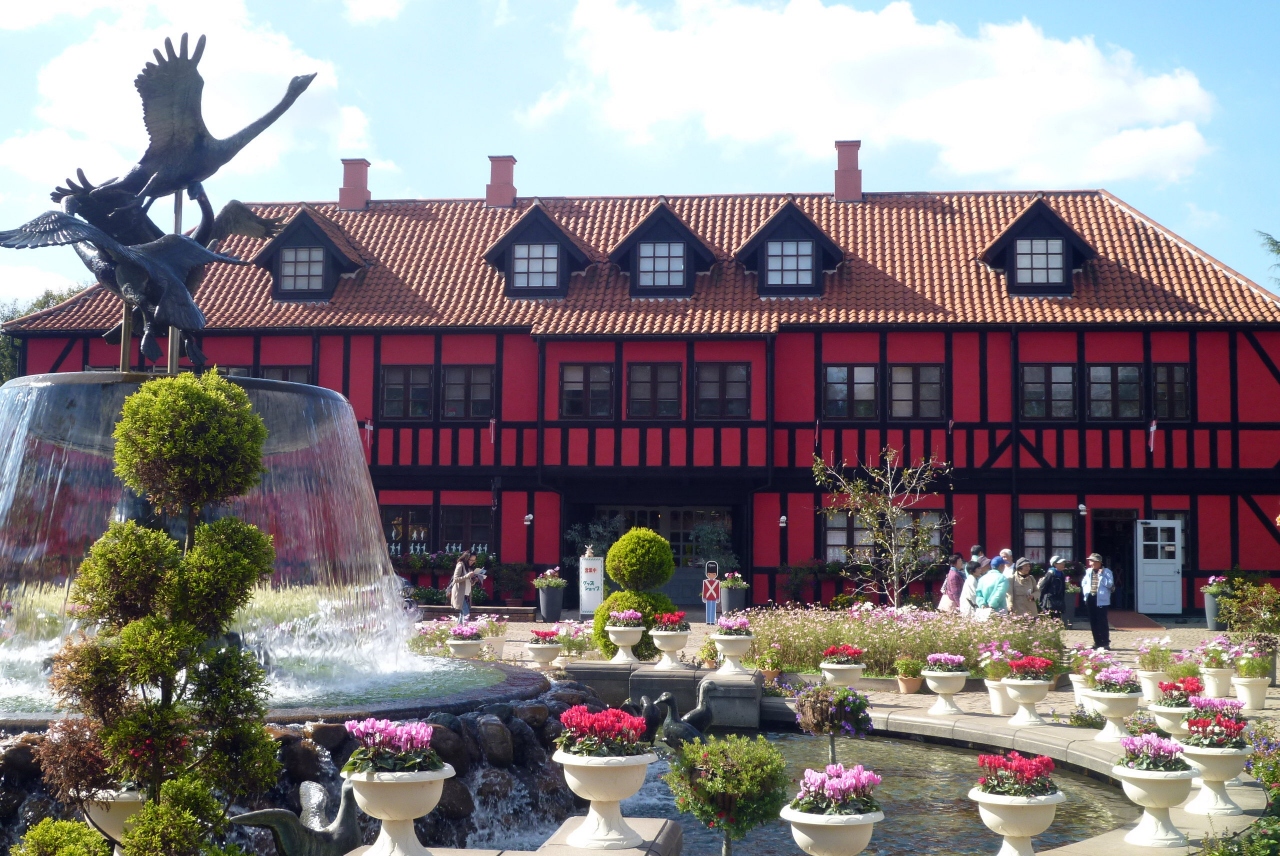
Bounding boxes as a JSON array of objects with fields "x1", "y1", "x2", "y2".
[
  {"x1": 265, "y1": 725, "x2": 302, "y2": 745},
  {"x1": 538, "y1": 719, "x2": 564, "y2": 749},
  {"x1": 304, "y1": 722, "x2": 350, "y2": 751},
  {"x1": 279, "y1": 738, "x2": 322, "y2": 782},
  {"x1": 426, "y1": 712, "x2": 463, "y2": 735},
  {"x1": 0, "y1": 739, "x2": 41, "y2": 785},
  {"x1": 0, "y1": 788, "x2": 23, "y2": 819},
  {"x1": 506, "y1": 717, "x2": 545, "y2": 768},
  {"x1": 428, "y1": 726, "x2": 469, "y2": 777},
  {"x1": 551, "y1": 680, "x2": 596, "y2": 697},
  {"x1": 19, "y1": 796, "x2": 54, "y2": 830},
  {"x1": 474, "y1": 767, "x2": 516, "y2": 801},
  {"x1": 477, "y1": 702, "x2": 513, "y2": 722},
  {"x1": 434, "y1": 777, "x2": 475, "y2": 820},
  {"x1": 458, "y1": 714, "x2": 484, "y2": 767},
  {"x1": 584, "y1": 699, "x2": 607, "y2": 714},
  {"x1": 475, "y1": 715, "x2": 513, "y2": 768},
  {"x1": 544, "y1": 700, "x2": 569, "y2": 718},
  {"x1": 546, "y1": 690, "x2": 589, "y2": 707},
  {"x1": 513, "y1": 703, "x2": 548, "y2": 730}
]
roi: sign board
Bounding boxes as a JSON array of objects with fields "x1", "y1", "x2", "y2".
[{"x1": 579, "y1": 556, "x2": 605, "y2": 615}]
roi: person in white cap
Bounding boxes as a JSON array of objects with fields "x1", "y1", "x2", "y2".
[{"x1": 1081, "y1": 553, "x2": 1114, "y2": 649}]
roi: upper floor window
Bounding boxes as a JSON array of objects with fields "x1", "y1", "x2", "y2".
[
  {"x1": 382, "y1": 506, "x2": 431, "y2": 558},
  {"x1": 442, "y1": 365, "x2": 493, "y2": 419},
  {"x1": 382, "y1": 366, "x2": 432, "y2": 419},
  {"x1": 281, "y1": 247, "x2": 326, "y2": 292},
  {"x1": 262, "y1": 366, "x2": 311, "y2": 384},
  {"x1": 638, "y1": 242, "x2": 685, "y2": 289},
  {"x1": 766, "y1": 240, "x2": 814, "y2": 287},
  {"x1": 628, "y1": 363, "x2": 681, "y2": 418},
  {"x1": 1015, "y1": 239, "x2": 1065, "y2": 285},
  {"x1": 1023, "y1": 511, "x2": 1075, "y2": 564},
  {"x1": 561, "y1": 364, "x2": 613, "y2": 418},
  {"x1": 1021, "y1": 365, "x2": 1075, "y2": 419},
  {"x1": 695, "y1": 362, "x2": 750, "y2": 419},
  {"x1": 889, "y1": 365, "x2": 942, "y2": 419},
  {"x1": 823, "y1": 365, "x2": 877, "y2": 419},
  {"x1": 441, "y1": 506, "x2": 492, "y2": 553},
  {"x1": 1088, "y1": 365, "x2": 1141, "y2": 419},
  {"x1": 1154, "y1": 364, "x2": 1190, "y2": 420},
  {"x1": 513, "y1": 243, "x2": 559, "y2": 289}
]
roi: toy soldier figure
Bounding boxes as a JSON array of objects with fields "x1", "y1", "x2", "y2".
[{"x1": 702, "y1": 561, "x2": 721, "y2": 625}]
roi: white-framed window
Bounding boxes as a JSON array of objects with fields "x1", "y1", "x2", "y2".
[
  {"x1": 1015, "y1": 238, "x2": 1064, "y2": 285},
  {"x1": 638, "y1": 242, "x2": 685, "y2": 288},
  {"x1": 1023, "y1": 511, "x2": 1075, "y2": 564},
  {"x1": 281, "y1": 247, "x2": 325, "y2": 291},
  {"x1": 766, "y1": 240, "x2": 814, "y2": 286},
  {"x1": 513, "y1": 243, "x2": 559, "y2": 288}
]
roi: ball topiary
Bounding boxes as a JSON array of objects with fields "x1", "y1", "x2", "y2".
[
  {"x1": 13, "y1": 819, "x2": 111, "y2": 856},
  {"x1": 592, "y1": 590, "x2": 676, "y2": 661},
  {"x1": 605, "y1": 527, "x2": 675, "y2": 591}
]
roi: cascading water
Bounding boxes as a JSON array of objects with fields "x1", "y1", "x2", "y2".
[{"x1": 0, "y1": 372, "x2": 500, "y2": 716}]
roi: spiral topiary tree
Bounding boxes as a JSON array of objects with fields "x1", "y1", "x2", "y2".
[
  {"x1": 29, "y1": 371, "x2": 278, "y2": 856},
  {"x1": 592, "y1": 527, "x2": 677, "y2": 660}
]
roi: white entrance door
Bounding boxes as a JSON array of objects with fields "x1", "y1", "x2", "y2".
[{"x1": 1135, "y1": 520, "x2": 1183, "y2": 614}]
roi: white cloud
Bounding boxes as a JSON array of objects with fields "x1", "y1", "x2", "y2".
[
  {"x1": 0, "y1": 263, "x2": 84, "y2": 304},
  {"x1": 336, "y1": 105, "x2": 372, "y2": 152},
  {"x1": 1184, "y1": 202, "x2": 1223, "y2": 230},
  {"x1": 343, "y1": 0, "x2": 409, "y2": 24},
  {"x1": 531, "y1": 0, "x2": 1214, "y2": 186}
]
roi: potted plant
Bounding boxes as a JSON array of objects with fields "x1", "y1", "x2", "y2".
[
  {"x1": 495, "y1": 562, "x2": 529, "y2": 607},
  {"x1": 781, "y1": 763, "x2": 883, "y2": 856},
  {"x1": 1202, "y1": 575, "x2": 1230, "y2": 631},
  {"x1": 1002, "y1": 656, "x2": 1056, "y2": 727},
  {"x1": 968, "y1": 752, "x2": 1063, "y2": 856},
  {"x1": 894, "y1": 657, "x2": 924, "y2": 695},
  {"x1": 650, "y1": 611, "x2": 692, "y2": 670},
  {"x1": 604, "y1": 609, "x2": 647, "y2": 663},
  {"x1": 711, "y1": 615, "x2": 754, "y2": 675},
  {"x1": 1148, "y1": 675, "x2": 1203, "y2": 737},
  {"x1": 1066, "y1": 645, "x2": 1116, "y2": 711},
  {"x1": 1196, "y1": 635, "x2": 1239, "y2": 698},
  {"x1": 534, "y1": 566, "x2": 568, "y2": 622},
  {"x1": 796, "y1": 685, "x2": 875, "y2": 765},
  {"x1": 527, "y1": 628, "x2": 563, "y2": 670},
  {"x1": 1180, "y1": 697, "x2": 1251, "y2": 816},
  {"x1": 1232, "y1": 642, "x2": 1270, "y2": 711},
  {"x1": 33, "y1": 719, "x2": 138, "y2": 856},
  {"x1": 341, "y1": 718, "x2": 454, "y2": 856},
  {"x1": 921, "y1": 653, "x2": 968, "y2": 716},
  {"x1": 552, "y1": 620, "x2": 596, "y2": 667},
  {"x1": 1082, "y1": 666, "x2": 1143, "y2": 741},
  {"x1": 591, "y1": 528, "x2": 678, "y2": 662},
  {"x1": 719, "y1": 571, "x2": 750, "y2": 614},
  {"x1": 757, "y1": 643, "x2": 784, "y2": 682},
  {"x1": 978, "y1": 642, "x2": 1020, "y2": 717},
  {"x1": 1063, "y1": 579, "x2": 1080, "y2": 628},
  {"x1": 697, "y1": 637, "x2": 720, "y2": 670},
  {"x1": 665, "y1": 735, "x2": 788, "y2": 856},
  {"x1": 553, "y1": 705, "x2": 657, "y2": 849},
  {"x1": 445, "y1": 623, "x2": 486, "y2": 658},
  {"x1": 474, "y1": 615, "x2": 509, "y2": 659},
  {"x1": 1134, "y1": 636, "x2": 1174, "y2": 704},
  {"x1": 1111, "y1": 734, "x2": 1195, "y2": 847},
  {"x1": 819, "y1": 644, "x2": 866, "y2": 686}
]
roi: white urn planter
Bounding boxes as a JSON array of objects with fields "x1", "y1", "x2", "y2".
[
  {"x1": 711, "y1": 634, "x2": 754, "y2": 676},
  {"x1": 820, "y1": 662, "x2": 866, "y2": 687},
  {"x1": 1110, "y1": 766, "x2": 1196, "y2": 848},
  {"x1": 1081, "y1": 690, "x2": 1143, "y2": 741},
  {"x1": 780, "y1": 805, "x2": 883, "y2": 856},
  {"x1": 1232, "y1": 676, "x2": 1268, "y2": 711},
  {"x1": 1203, "y1": 667, "x2": 1234, "y2": 699},
  {"x1": 1136, "y1": 670, "x2": 1169, "y2": 705},
  {"x1": 1147, "y1": 705, "x2": 1193, "y2": 738},
  {"x1": 985, "y1": 679, "x2": 1018, "y2": 717},
  {"x1": 446, "y1": 638, "x2": 486, "y2": 659},
  {"x1": 921, "y1": 670, "x2": 967, "y2": 716},
  {"x1": 605, "y1": 626, "x2": 645, "y2": 663},
  {"x1": 968, "y1": 788, "x2": 1065, "y2": 856},
  {"x1": 1067, "y1": 674, "x2": 1096, "y2": 711},
  {"x1": 526, "y1": 642, "x2": 562, "y2": 670},
  {"x1": 342, "y1": 765, "x2": 456, "y2": 856},
  {"x1": 1180, "y1": 746, "x2": 1252, "y2": 816},
  {"x1": 1002, "y1": 679, "x2": 1052, "y2": 726},
  {"x1": 81, "y1": 790, "x2": 145, "y2": 856},
  {"x1": 553, "y1": 750, "x2": 657, "y2": 849},
  {"x1": 649, "y1": 630, "x2": 690, "y2": 670}
]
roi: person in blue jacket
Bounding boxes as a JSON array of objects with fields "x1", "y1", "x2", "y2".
[
  {"x1": 1081, "y1": 553, "x2": 1115, "y2": 649},
  {"x1": 976, "y1": 561, "x2": 1011, "y2": 614}
]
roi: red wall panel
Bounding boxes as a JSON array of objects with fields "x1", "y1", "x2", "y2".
[
  {"x1": 441, "y1": 334, "x2": 495, "y2": 364},
  {"x1": 260, "y1": 336, "x2": 311, "y2": 365},
  {"x1": 887, "y1": 332, "x2": 944, "y2": 363},
  {"x1": 951, "y1": 333, "x2": 980, "y2": 422},
  {"x1": 986, "y1": 332, "x2": 1011, "y2": 421},
  {"x1": 202, "y1": 336, "x2": 254, "y2": 369},
  {"x1": 1109, "y1": 431, "x2": 1125, "y2": 467},
  {"x1": 621, "y1": 428, "x2": 640, "y2": 467},
  {"x1": 1152, "y1": 495, "x2": 1190, "y2": 510},
  {"x1": 774, "y1": 333, "x2": 814, "y2": 421},
  {"x1": 1084, "y1": 331, "x2": 1143, "y2": 363},
  {"x1": 1019, "y1": 332, "x2": 1076, "y2": 363},
  {"x1": 438, "y1": 429, "x2": 453, "y2": 465},
  {"x1": 318, "y1": 335, "x2": 344, "y2": 392},
  {"x1": 822, "y1": 332, "x2": 878, "y2": 364},
  {"x1": 1150, "y1": 331, "x2": 1190, "y2": 363},
  {"x1": 984, "y1": 494, "x2": 1011, "y2": 555},
  {"x1": 26, "y1": 338, "x2": 67, "y2": 373},
  {"x1": 377, "y1": 429, "x2": 393, "y2": 465},
  {"x1": 669, "y1": 428, "x2": 687, "y2": 466},
  {"x1": 1062, "y1": 430, "x2": 1079, "y2": 468},
  {"x1": 348, "y1": 336, "x2": 374, "y2": 421},
  {"x1": 1240, "y1": 432, "x2": 1278, "y2": 468},
  {"x1": 1237, "y1": 339, "x2": 1280, "y2": 422},
  {"x1": 543, "y1": 428, "x2": 561, "y2": 466},
  {"x1": 722, "y1": 427, "x2": 742, "y2": 467},
  {"x1": 501, "y1": 492, "x2": 529, "y2": 563},
  {"x1": 773, "y1": 429, "x2": 789, "y2": 467},
  {"x1": 1197, "y1": 332, "x2": 1231, "y2": 422},
  {"x1": 522, "y1": 429, "x2": 537, "y2": 466},
  {"x1": 1240, "y1": 496, "x2": 1280, "y2": 570},
  {"x1": 88, "y1": 337, "x2": 119, "y2": 368},
  {"x1": 952, "y1": 494, "x2": 979, "y2": 551},
  {"x1": 502, "y1": 335, "x2": 539, "y2": 421},
  {"x1": 533, "y1": 492, "x2": 560, "y2": 564},
  {"x1": 457, "y1": 429, "x2": 475, "y2": 467},
  {"x1": 1198, "y1": 496, "x2": 1232, "y2": 571},
  {"x1": 380, "y1": 335, "x2": 434, "y2": 365},
  {"x1": 645, "y1": 428, "x2": 662, "y2": 466},
  {"x1": 379, "y1": 490, "x2": 433, "y2": 504},
  {"x1": 398, "y1": 429, "x2": 413, "y2": 466},
  {"x1": 418, "y1": 429, "x2": 433, "y2": 465},
  {"x1": 695, "y1": 340, "x2": 766, "y2": 420},
  {"x1": 786, "y1": 493, "x2": 816, "y2": 565},
  {"x1": 754, "y1": 493, "x2": 781, "y2": 567},
  {"x1": 748, "y1": 428, "x2": 767, "y2": 467},
  {"x1": 794, "y1": 429, "x2": 814, "y2": 467},
  {"x1": 595, "y1": 429, "x2": 614, "y2": 467},
  {"x1": 567, "y1": 429, "x2": 589, "y2": 466},
  {"x1": 501, "y1": 428, "x2": 517, "y2": 466},
  {"x1": 693, "y1": 428, "x2": 715, "y2": 466}
]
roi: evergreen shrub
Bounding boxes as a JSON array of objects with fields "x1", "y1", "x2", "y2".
[{"x1": 605, "y1": 527, "x2": 675, "y2": 591}]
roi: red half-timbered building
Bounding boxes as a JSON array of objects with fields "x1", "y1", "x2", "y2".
[{"x1": 8, "y1": 144, "x2": 1280, "y2": 613}]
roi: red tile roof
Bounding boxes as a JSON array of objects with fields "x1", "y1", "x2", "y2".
[{"x1": 8, "y1": 190, "x2": 1280, "y2": 335}]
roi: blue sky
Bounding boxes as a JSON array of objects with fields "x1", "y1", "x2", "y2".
[{"x1": 1, "y1": 0, "x2": 1278, "y2": 302}]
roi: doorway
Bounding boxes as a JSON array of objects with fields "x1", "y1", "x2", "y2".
[
  {"x1": 593, "y1": 505, "x2": 734, "y2": 606},
  {"x1": 1092, "y1": 511, "x2": 1136, "y2": 611}
]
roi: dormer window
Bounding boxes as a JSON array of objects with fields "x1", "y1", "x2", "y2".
[
  {"x1": 608, "y1": 202, "x2": 714, "y2": 298},
  {"x1": 1015, "y1": 239, "x2": 1064, "y2": 286},
  {"x1": 980, "y1": 199, "x2": 1096, "y2": 297},
  {"x1": 513, "y1": 243, "x2": 560, "y2": 289},
  {"x1": 254, "y1": 206, "x2": 367, "y2": 302},
  {"x1": 736, "y1": 199, "x2": 842, "y2": 297},
  {"x1": 638, "y1": 242, "x2": 685, "y2": 288},
  {"x1": 485, "y1": 204, "x2": 586, "y2": 298},
  {"x1": 766, "y1": 240, "x2": 814, "y2": 287},
  {"x1": 281, "y1": 247, "x2": 326, "y2": 292}
]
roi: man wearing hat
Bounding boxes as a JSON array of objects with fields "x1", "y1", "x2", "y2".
[
  {"x1": 1037, "y1": 555, "x2": 1067, "y2": 622},
  {"x1": 1081, "y1": 553, "x2": 1115, "y2": 649}
]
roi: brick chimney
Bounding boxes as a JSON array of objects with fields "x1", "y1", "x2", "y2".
[
  {"x1": 834, "y1": 140, "x2": 862, "y2": 203},
  {"x1": 486, "y1": 155, "x2": 517, "y2": 208},
  {"x1": 339, "y1": 158, "x2": 371, "y2": 210}
]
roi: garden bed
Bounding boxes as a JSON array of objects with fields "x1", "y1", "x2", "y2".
[{"x1": 416, "y1": 605, "x2": 539, "y2": 622}]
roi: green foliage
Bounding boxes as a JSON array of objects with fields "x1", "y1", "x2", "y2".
[
  {"x1": 13, "y1": 818, "x2": 111, "y2": 856},
  {"x1": 664, "y1": 735, "x2": 789, "y2": 843},
  {"x1": 605, "y1": 527, "x2": 675, "y2": 591},
  {"x1": 172, "y1": 518, "x2": 274, "y2": 634},
  {"x1": 795, "y1": 686, "x2": 874, "y2": 738},
  {"x1": 73, "y1": 521, "x2": 182, "y2": 627},
  {"x1": 690, "y1": 523, "x2": 739, "y2": 572},
  {"x1": 113, "y1": 371, "x2": 267, "y2": 516},
  {"x1": 1166, "y1": 660, "x2": 1203, "y2": 681},
  {"x1": 116, "y1": 617, "x2": 203, "y2": 686},
  {"x1": 0, "y1": 285, "x2": 86, "y2": 384},
  {"x1": 1220, "y1": 583, "x2": 1280, "y2": 636},
  {"x1": 412, "y1": 586, "x2": 447, "y2": 605},
  {"x1": 591, "y1": 590, "x2": 676, "y2": 661},
  {"x1": 894, "y1": 657, "x2": 923, "y2": 678},
  {"x1": 118, "y1": 776, "x2": 241, "y2": 856},
  {"x1": 495, "y1": 563, "x2": 532, "y2": 596},
  {"x1": 562, "y1": 514, "x2": 628, "y2": 574}
]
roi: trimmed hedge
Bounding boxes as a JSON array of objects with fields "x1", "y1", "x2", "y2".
[
  {"x1": 592, "y1": 590, "x2": 677, "y2": 661},
  {"x1": 605, "y1": 527, "x2": 675, "y2": 591}
]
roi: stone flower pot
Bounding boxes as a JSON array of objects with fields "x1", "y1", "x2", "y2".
[
  {"x1": 762, "y1": 668, "x2": 782, "y2": 682},
  {"x1": 1110, "y1": 766, "x2": 1195, "y2": 847},
  {"x1": 526, "y1": 641, "x2": 562, "y2": 670},
  {"x1": 81, "y1": 790, "x2": 145, "y2": 856},
  {"x1": 342, "y1": 765, "x2": 456, "y2": 856},
  {"x1": 1232, "y1": 676, "x2": 1268, "y2": 711},
  {"x1": 1082, "y1": 690, "x2": 1143, "y2": 741},
  {"x1": 1136, "y1": 670, "x2": 1169, "y2": 705},
  {"x1": 1067, "y1": 674, "x2": 1095, "y2": 711},
  {"x1": 820, "y1": 662, "x2": 866, "y2": 687},
  {"x1": 1203, "y1": 667, "x2": 1234, "y2": 699},
  {"x1": 1180, "y1": 746, "x2": 1252, "y2": 816},
  {"x1": 711, "y1": 634, "x2": 754, "y2": 675},
  {"x1": 553, "y1": 750, "x2": 657, "y2": 849},
  {"x1": 984, "y1": 678, "x2": 1017, "y2": 716},
  {"x1": 538, "y1": 586, "x2": 564, "y2": 622},
  {"x1": 780, "y1": 805, "x2": 884, "y2": 856},
  {"x1": 897, "y1": 676, "x2": 924, "y2": 694},
  {"x1": 968, "y1": 788, "x2": 1065, "y2": 856},
  {"x1": 605, "y1": 626, "x2": 645, "y2": 663},
  {"x1": 1146, "y1": 704, "x2": 1192, "y2": 738},
  {"x1": 446, "y1": 638, "x2": 486, "y2": 659},
  {"x1": 1204, "y1": 592, "x2": 1221, "y2": 631},
  {"x1": 921, "y1": 670, "x2": 967, "y2": 716},
  {"x1": 1002, "y1": 678, "x2": 1052, "y2": 726},
  {"x1": 649, "y1": 630, "x2": 690, "y2": 670},
  {"x1": 722, "y1": 586, "x2": 748, "y2": 613}
]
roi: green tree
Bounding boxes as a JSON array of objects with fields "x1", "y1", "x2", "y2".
[
  {"x1": 0, "y1": 284, "x2": 88, "y2": 383},
  {"x1": 1260, "y1": 231, "x2": 1280, "y2": 286},
  {"x1": 691, "y1": 522, "x2": 739, "y2": 572}
]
